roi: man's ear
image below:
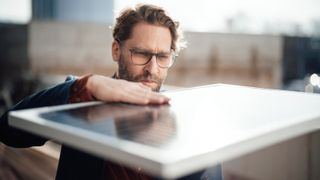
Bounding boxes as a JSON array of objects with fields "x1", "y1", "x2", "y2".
[{"x1": 112, "y1": 40, "x2": 121, "y2": 62}]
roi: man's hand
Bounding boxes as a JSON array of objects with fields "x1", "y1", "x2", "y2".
[{"x1": 86, "y1": 75, "x2": 170, "y2": 105}]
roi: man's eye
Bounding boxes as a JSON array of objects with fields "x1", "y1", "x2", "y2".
[{"x1": 157, "y1": 55, "x2": 169, "y2": 60}]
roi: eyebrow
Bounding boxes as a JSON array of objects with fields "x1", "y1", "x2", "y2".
[{"x1": 131, "y1": 47, "x2": 171, "y2": 54}]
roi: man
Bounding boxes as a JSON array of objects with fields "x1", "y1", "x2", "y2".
[{"x1": 0, "y1": 4, "x2": 222, "y2": 180}]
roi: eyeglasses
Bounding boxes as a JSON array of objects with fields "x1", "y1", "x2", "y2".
[{"x1": 127, "y1": 48, "x2": 176, "y2": 68}]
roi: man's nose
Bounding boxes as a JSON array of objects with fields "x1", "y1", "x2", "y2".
[{"x1": 144, "y1": 55, "x2": 159, "y2": 73}]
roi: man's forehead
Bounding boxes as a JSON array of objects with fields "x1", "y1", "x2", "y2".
[{"x1": 124, "y1": 22, "x2": 172, "y2": 52}]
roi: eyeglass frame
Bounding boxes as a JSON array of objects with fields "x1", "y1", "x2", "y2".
[{"x1": 116, "y1": 40, "x2": 177, "y2": 69}]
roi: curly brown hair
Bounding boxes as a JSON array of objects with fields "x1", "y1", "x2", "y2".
[{"x1": 113, "y1": 4, "x2": 186, "y2": 54}]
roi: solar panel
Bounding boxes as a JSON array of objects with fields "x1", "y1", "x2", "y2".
[{"x1": 9, "y1": 84, "x2": 320, "y2": 178}]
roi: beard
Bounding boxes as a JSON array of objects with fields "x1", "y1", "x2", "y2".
[{"x1": 117, "y1": 54, "x2": 164, "y2": 92}]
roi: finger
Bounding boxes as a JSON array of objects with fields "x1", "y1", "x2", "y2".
[
  {"x1": 135, "y1": 83, "x2": 171, "y2": 103},
  {"x1": 120, "y1": 91, "x2": 151, "y2": 105},
  {"x1": 116, "y1": 85, "x2": 158, "y2": 105},
  {"x1": 111, "y1": 81, "x2": 170, "y2": 105},
  {"x1": 115, "y1": 85, "x2": 152, "y2": 105},
  {"x1": 136, "y1": 88, "x2": 169, "y2": 104}
]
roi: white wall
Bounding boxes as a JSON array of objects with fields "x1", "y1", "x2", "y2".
[{"x1": 29, "y1": 21, "x2": 115, "y2": 76}]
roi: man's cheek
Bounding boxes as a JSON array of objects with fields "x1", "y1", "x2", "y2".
[{"x1": 129, "y1": 65, "x2": 142, "y2": 75}]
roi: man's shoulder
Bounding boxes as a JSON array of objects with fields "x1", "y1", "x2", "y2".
[{"x1": 65, "y1": 75, "x2": 78, "y2": 82}]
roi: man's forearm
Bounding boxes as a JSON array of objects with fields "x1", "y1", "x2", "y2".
[{"x1": 0, "y1": 79, "x2": 76, "y2": 147}]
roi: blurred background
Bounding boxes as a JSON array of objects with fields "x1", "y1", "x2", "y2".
[{"x1": 0, "y1": 0, "x2": 320, "y2": 180}]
